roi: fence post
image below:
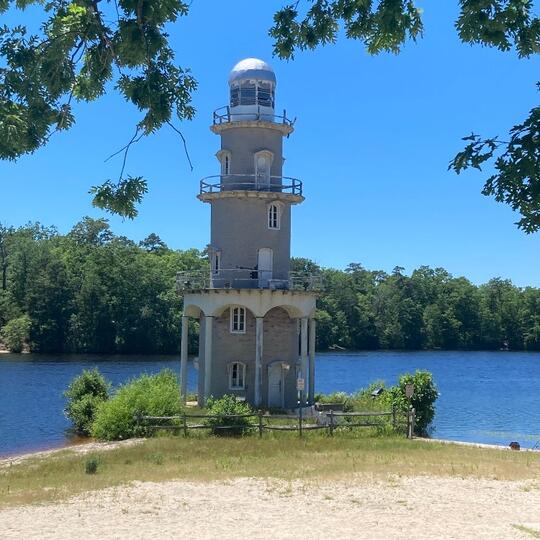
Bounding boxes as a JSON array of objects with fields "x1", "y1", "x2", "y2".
[
  {"x1": 182, "y1": 412, "x2": 188, "y2": 438},
  {"x1": 258, "y1": 410, "x2": 263, "y2": 438},
  {"x1": 299, "y1": 405, "x2": 303, "y2": 438},
  {"x1": 392, "y1": 404, "x2": 396, "y2": 430},
  {"x1": 329, "y1": 410, "x2": 334, "y2": 437},
  {"x1": 407, "y1": 408, "x2": 413, "y2": 439},
  {"x1": 411, "y1": 408, "x2": 416, "y2": 439}
]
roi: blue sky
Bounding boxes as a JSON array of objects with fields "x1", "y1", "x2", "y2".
[{"x1": 1, "y1": 2, "x2": 539, "y2": 286}]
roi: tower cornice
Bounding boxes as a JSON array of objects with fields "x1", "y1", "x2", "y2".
[{"x1": 210, "y1": 120, "x2": 294, "y2": 136}]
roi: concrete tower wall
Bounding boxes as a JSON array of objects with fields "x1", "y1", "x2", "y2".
[
  {"x1": 220, "y1": 127, "x2": 283, "y2": 177},
  {"x1": 211, "y1": 198, "x2": 291, "y2": 280},
  {"x1": 202, "y1": 307, "x2": 299, "y2": 408}
]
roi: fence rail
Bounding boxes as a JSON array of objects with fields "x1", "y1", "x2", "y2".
[{"x1": 135, "y1": 408, "x2": 416, "y2": 439}]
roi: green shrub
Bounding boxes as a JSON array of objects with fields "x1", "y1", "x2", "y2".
[
  {"x1": 84, "y1": 455, "x2": 99, "y2": 474},
  {"x1": 385, "y1": 370, "x2": 438, "y2": 435},
  {"x1": 205, "y1": 395, "x2": 254, "y2": 436},
  {"x1": 0, "y1": 315, "x2": 30, "y2": 353},
  {"x1": 91, "y1": 369, "x2": 182, "y2": 441},
  {"x1": 64, "y1": 368, "x2": 110, "y2": 435}
]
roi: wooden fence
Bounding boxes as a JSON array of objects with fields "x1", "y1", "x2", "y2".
[{"x1": 135, "y1": 407, "x2": 417, "y2": 439}]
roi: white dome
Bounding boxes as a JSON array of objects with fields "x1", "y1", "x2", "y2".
[{"x1": 228, "y1": 58, "x2": 276, "y2": 85}]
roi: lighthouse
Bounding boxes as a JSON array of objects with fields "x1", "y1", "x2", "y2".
[{"x1": 178, "y1": 58, "x2": 320, "y2": 409}]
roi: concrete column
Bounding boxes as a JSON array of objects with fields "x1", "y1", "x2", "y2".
[
  {"x1": 308, "y1": 318, "x2": 316, "y2": 404},
  {"x1": 203, "y1": 316, "x2": 213, "y2": 404},
  {"x1": 300, "y1": 317, "x2": 308, "y2": 402},
  {"x1": 180, "y1": 315, "x2": 189, "y2": 404},
  {"x1": 255, "y1": 317, "x2": 263, "y2": 407}
]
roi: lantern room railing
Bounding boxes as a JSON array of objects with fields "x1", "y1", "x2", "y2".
[
  {"x1": 213, "y1": 105, "x2": 295, "y2": 126},
  {"x1": 177, "y1": 270, "x2": 323, "y2": 292},
  {"x1": 200, "y1": 174, "x2": 303, "y2": 196}
]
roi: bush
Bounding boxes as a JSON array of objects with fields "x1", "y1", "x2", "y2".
[
  {"x1": 205, "y1": 395, "x2": 253, "y2": 436},
  {"x1": 385, "y1": 370, "x2": 438, "y2": 435},
  {"x1": 64, "y1": 368, "x2": 110, "y2": 435},
  {"x1": 0, "y1": 315, "x2": 30, "y2": 353},
  {"x1": 85, "y1": 455, "x2": 100, "y2": 474},
  {"x1": 91, "y1": 369, "x2": 182, "y2": 441}
]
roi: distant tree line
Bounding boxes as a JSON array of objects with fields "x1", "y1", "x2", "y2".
[{"x1": 1, "y1": 218, "x2": 539, "y2": 354}]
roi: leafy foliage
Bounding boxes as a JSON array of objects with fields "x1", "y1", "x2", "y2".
[
  {"x1": 272, "y1": 1, "x2": 540, "y2": 232},
  {"x1": 271, "y1": 0, "x2": 424, "y2": 58},
  {"x1": 0, "y1": 218, "x2": 206, "y2": 354},
  {"x1": 0, "y1": 314, "x2": 30, "y2": 352},
  {"x1": 384, "y1": 370, "x2": 438, "y2": 435},
  {"x1": 64, "y1": 368, "x2": 110, "y2": 435},
  {"x1": 2, "y1": 2, "x2": 540, "y2": 224},
  {"x1": 84, "y1": 455, "x2": 100, "y2": 474},
  {"x1": 0, "y1": 0, "x2": 196, "y2": 217},
  {"x1": 91, "y1": 369, "x2": 182, "y2": 441},
  {"x1": 204, "y1": 394, "x2": 254, "y2": 436}
]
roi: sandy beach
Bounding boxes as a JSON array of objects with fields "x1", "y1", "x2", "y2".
[{"x1": 1, "y1": 473, "x2": 539, "y2": 539}]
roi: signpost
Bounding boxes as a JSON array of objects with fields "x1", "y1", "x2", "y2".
[
  {"x1": 405, "y1": 383, "x2": 415, "y2": 439},
  {"x1": 297, "y1": 377, "x2": 305, "y2": 437}
]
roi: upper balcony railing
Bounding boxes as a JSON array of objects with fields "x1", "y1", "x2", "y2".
[
  {"x1": 213, "y1": 105, "x2": 295, "y2": 127},
  {"x1": 200, "y1": 174, "x2": 303, "y2": 196},
  {"x1": 177, "y1": 269, "x2": 323, "y2": 293}
]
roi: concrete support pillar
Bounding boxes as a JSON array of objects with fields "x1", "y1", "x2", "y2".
[
  {"x1": 255, "y1": 317, "x2": 264, "y2": 407},
  {"x1": 308, "y1": 318, "x2": 316, "y2": 404},
  {"x1": 300, "y1": 317, "x2": 308, "y2": 403},
  {"x1": 203, "y1": 316, "x2": 213, "y2": 404},
  {"x1": 180, "y1": 315, "x2": 189, "y2": 404}
]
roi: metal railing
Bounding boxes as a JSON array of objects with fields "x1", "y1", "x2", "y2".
[
  {"x1": 213, "y1": 105, "x2": 295, "y2": 126},
  {"x1": 176, "y1": 269, "x2": 323, "y2": 292},
  {"x1": 200, "y1": 174, "x2": 303, "y2": 196}
]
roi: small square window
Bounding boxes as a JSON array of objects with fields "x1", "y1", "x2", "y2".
[{"x1": 230, "y1": 306, "x2": 246, "y2": 333}]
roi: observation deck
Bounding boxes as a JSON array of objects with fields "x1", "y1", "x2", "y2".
[
  {"x1": 177, "y1": 270, "x2": 323, "y2": 293},
  {"x1": 198, "y1": 174, "x2": 304, "y2": 203},
  {"x1": 210, "y1": 106, "x2": 295, "y2": 136}
]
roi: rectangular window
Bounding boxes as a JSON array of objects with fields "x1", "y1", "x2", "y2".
[
  {"x1": 240, "y1": 82, "x2": 256, "y2": 105},
  {"x1": 230, "y1": 362, "x2": 245, "y2": 390},
  {"x1": 258, "y1": 83, "x2": 273, "y2": 108},
  {"x1": 230, "y1": 86, "x2": 240, "y2": 107},
  {"x1": 230, "y1": 306, "x2": 246, "y2": 333}
]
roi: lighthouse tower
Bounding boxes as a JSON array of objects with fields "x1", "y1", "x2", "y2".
[{"x1": 178, "y1": 58, "x2": 319, "y2": 409}]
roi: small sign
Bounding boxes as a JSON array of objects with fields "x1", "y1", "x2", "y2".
[
  {"x1": 296, "y1": 378, "x2": 305, "y2": 391},
  {"x1": 405, "y1": 383, "x2": 414, "y2": 399}
]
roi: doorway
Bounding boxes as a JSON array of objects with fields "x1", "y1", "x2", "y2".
[
  {"x1": 267, "y1": 362, "x2": 283, "y2": 408},
  {"x1": 255, "y1": 153, "x2": 271, "y2": 190},
  {"x1": 257, "y1": 248, "x2": 273, "y2": 288}
]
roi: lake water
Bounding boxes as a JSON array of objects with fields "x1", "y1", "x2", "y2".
[{"x1": 1, "y1": 351, "x2": 539, "y2": 457}]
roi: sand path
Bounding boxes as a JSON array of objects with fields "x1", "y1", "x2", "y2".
[{"x1": 1, "y1": 475, "x2": 539, "y2": 539}]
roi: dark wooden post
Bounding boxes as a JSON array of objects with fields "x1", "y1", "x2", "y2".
[
  {"x1": 182, "y1": 412, "x2": 188, "y2": 437},
  {"x1": 392, "y1": 404, "x2": 396, "y2": 430},
  {"x1": 258, "y1": 410, "x2": 263, "y2": 438},
  {"x1": 329, "y1": 410, "x2": 334, "y2": 437},
  {"x1": 299, "y1": 405, "x2": 303, "y2": 438}
]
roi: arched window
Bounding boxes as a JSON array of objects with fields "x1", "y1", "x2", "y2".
[
  {"x1": 230, "y1": 306, "x2": 246, "y2": 333},
  {"x1": 216, "y1": 150, "x2": 231, "y2": 176},
  {"x1": 268, "y1": 203, "x2": 280, "y2": 230},
  {"x1": 212, "y1": 250, "x2": 221, "y2": 274},
  {"x1": 229, "y1": 362, "x2": 246, "y2": 390},
  {"x1": 254, "y1": 150, "x2": 273, "y2": 190}
]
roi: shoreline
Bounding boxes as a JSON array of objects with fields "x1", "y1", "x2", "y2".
[{"x1": 0, "y1": 438, "x2": 144, "y2": 469}]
